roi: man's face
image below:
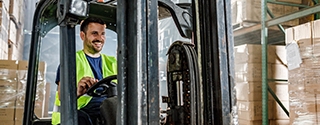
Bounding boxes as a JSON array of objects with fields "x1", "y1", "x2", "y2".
[{"x1": 80, "y1": 22, "x2": 106, "y2": 54}]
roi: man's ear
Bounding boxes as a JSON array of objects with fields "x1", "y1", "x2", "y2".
[{"x1": 80, "y1": 31, "x2": 85, "y2": 40}]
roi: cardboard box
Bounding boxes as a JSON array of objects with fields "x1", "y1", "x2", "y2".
[
  {"x1": 232, "y1": 0, "x2": 299, "y2": 26},
  {"x1": 313, "y1": 19, "x2": 320, "y2": 38},
  {"x1": 0, "y1": 0, "x2": 10, "y2": 11},
  {"x1": 234, "y1": 44, "x2": 277, "y2": 64},
  {"x1": 289, "y1": 106, "x2": 318, "y2": 124},
  {"x1": 285, "y1": 22, "x2": 311, "y2": 45},
  {"x1": 0, "y1": 3, "x2": 10, "y2": 32},
  {"x1": 0, "y1": 41, "x2": 8, "y2": 60},
  {"x1": 237, "y1": 100, "x2": 274, "y2": 120},
  {"x1": 270, "y1": 64, "x2": 288, "y2": 80},
  {"x1": 285, "y1": 20, "x2": 320, "y2": 58},
  {"x1": 0, "y1": 120, "x2": 14, "y2": 125},
  {"x1": 9, "y1": 0, "x2": 21, "y2": 19},
  {"x1": 14, "y1": 120, "x2": 21, "y2": 125},
  {"x1": 8, "y1": 20, "x2": 17, "y2": 44},
  {"x1": 0, "y1": 60, "x2": 48, "y2": 121},
  {"x1": 288, "y1": 93, "x2": 320, "y2": 124},
  {"x1": 273, "y1": 101, "x2": 289, "y2": 120},
  {"x1": 0, "y1": 108, "x2": 14, "y2": 120},
  {"x1": 43, "y1": 82, "x2": 50, "y2": 117},
  {"x1": 273, "y1": 83, "x2": 289, "y2": 101},
  {"x1": 295, "y1": 39, "x2": 320, "y2": 59},
  {"x1": 269, "y1": 45, "x2": 287, "y2": 64},
  {"x1": 0, "y1": 60, "x2": 18, "y2": 80},
  {"x1": 238, "y1": 119, "x2": 264, "y2": 125},
  {"x1": 235, "y1": 63, "x2": 272, "y2": 82},
  {"x1": 235, "y1": 82, "x2": 274, "y2": 101},
  {"x1": 286, "y1": 20, "x2": 320, "y2": 123},
  {"x1": 17, "y1": 60, "x2": 46, "y2": 78},
  {"x1": 18, "y1": 2, "x2": 25, "y2": 24},
  {"x1": 15, "y1": 108, "x2": 43, "y2": 121},
  {"x1": 0, "y1": 92, "x2": 16, "y2": 108},
  {"x1": 234, "y1": 44, "x2": 287, "y2": 64},
  {"x1": 8, "y1": 41, "x2": 23, "y2": 60},
  {"x1": 270, "y1": 119, "x2": 290, "y2": 125}
]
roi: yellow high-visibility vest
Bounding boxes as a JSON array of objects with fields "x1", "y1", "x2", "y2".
[{"x1": 52, "y1": 50, "x2": 117, "y2": 125}]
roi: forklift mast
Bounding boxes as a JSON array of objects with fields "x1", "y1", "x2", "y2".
[{"x1": 23, "y1": 0, "x2": 235, "y2": 125}]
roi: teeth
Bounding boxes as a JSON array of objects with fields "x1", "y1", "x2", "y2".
[{"x1": 94, "y1": 43, "x2": 102, "y2": 46}]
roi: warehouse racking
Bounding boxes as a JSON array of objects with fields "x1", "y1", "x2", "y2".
[{"x1": 234, "y1": 0, "x2": 320, "y2": 124}]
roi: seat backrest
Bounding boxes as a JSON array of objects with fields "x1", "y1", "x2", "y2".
[{"x1": 100, "y1": 96, "x2": 117, "y2": 125}]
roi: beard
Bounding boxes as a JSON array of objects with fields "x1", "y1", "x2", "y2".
[{"x1": 84, "y1": 38, "x2": 103, "y2": 53}]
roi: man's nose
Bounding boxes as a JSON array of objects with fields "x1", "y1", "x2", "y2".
[{"x1": 97, "y1": 34, "x2": 104, "y2": 41}]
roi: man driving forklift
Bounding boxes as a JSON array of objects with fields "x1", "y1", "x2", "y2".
[{"x1": 52, "y1": 17, "x2": 117, "y2": 125}]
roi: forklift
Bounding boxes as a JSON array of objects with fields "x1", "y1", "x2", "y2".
[{"x1": 23, "y1": 0, "x2": 236, "y2": 125}]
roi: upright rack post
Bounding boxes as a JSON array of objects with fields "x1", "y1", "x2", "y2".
[
  {"x1": 261, "y1": 0, "x2": 269, "y2": 125},
  {"x1": 315, "y1": 0, "x2": 320, "y2": 19}
]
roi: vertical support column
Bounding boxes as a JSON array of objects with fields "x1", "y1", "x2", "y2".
[
  {"x1": 116, "y1": 0, "x2": 127, "y2": 124},
  {"x1": 195, "y1": 0, "x2": 235, "y2": 124},
  {"x1": 117, "y1": 0, "x2": 159, "y2": 124},
  {"x1": 147, "y1": 0, "x2": 160, "y2": 124},
  {"x1": 23, "y1": 13, "x2": 42, "y2": 125},
  {"x1": 59, "y1": 24, "x2": 78, "y2": 125},
  {"x1": 225, "y1": 0, "x2": 237, "y2": 124},
  {"x1": 261, "y1": 0, "x2": 269, "y2": 125},
  {"x1": 23, "y1": 1, "x2": 45, "y2": 124}
]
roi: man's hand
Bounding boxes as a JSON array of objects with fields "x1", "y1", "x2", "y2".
[{"x1": 77, "y1": 77, "x2": 99, "y2": 98}]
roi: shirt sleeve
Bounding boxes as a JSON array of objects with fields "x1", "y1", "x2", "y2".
[{"x1": 55, "y1": 65, "x2": 60, "y2": 85}]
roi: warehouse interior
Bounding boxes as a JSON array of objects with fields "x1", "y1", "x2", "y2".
[{"x1": 0, "y1": 0, "x2": 320, "y2": 125}]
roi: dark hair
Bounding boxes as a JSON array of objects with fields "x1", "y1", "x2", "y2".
[{"x1": 80, "y1": 17, "x2": 106, "y2": 33}]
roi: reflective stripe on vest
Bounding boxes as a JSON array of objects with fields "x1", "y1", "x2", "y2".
[{"x1": 52, "y1": 50, "x2": 117, "y2": 125}]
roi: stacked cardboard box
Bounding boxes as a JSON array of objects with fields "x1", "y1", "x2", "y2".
[
  {"x1": 0, "y1": 0, "x2": 25, "y2": 60},
  {"x1": 0, "y1": 1, "x2": 10, "y2": 60},
  {"x1": 231, "y1": 0, "x2": 300, "y2": 29},
  {"x1": 0, "y1": 60, "x2": 48, "y2": 125},
  {"x1": 234, "y1": 44, "x2": 289, "y2": 124},
  {"x1": 8, "y1": 0, "x2": 25, "y2": 60},
  {"x1": 285, "y1": 19, "x2": 320, "y2": 124},
  {"x1": 0, "y1": 60, "x2": 18, "y2": 124}
]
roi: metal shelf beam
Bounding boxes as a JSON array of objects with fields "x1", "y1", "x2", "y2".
[
  {"x1": 259, "y1": 1, "x2": 320, "y2": 124},
  {"x1": 267, "y1": 0, "x2": 309, "y2": 8},
  {"x1": 267, "y1": 3, "x2": 320, "y2": 27}
]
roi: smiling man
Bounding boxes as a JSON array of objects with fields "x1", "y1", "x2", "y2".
[{"x1": 52, "y1": 17, "x2": 117, "y2": 125}]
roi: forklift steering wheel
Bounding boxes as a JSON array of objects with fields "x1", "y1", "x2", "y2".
[{"x1": 86, "y1": 75, "x2": 117, "y2": 97}]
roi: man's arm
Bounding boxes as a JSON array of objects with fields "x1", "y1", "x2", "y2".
[{"x1": 57, "y1": 77, "x2": 98, "y2": 99}]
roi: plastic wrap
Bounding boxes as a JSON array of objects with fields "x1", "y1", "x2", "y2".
[
  {"x1": 16, "y1": 63, "x2": 47, "y2": 119},
  {"x1": 0, "y1": 60, "x2": 47, "y2": 122},
  {"x1": 284, "y1": 19, "x2": 320, "y2": 124},
  {"x1": 0, "y1": 60, "x2": 18, "y2": 110},
  {"x1": 288, "y1": 57, "x2": 320, "y2": 124},
  {"x1": 287, "y1": 40, "x2": 320, "y2": 124}
]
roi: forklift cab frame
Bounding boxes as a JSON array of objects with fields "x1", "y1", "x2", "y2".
[
  {"x1": 23, "y1": 0, "x2": 236, "y2": 125},
  {"x1": 23, "y1": 0, "x2": 193, "y2": 125}
]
